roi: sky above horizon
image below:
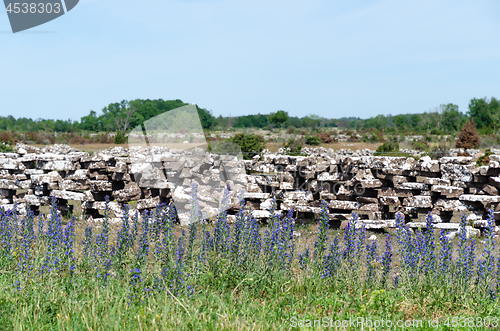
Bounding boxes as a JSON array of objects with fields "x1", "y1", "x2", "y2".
[{"x1": 1, "y1": 0, "x2": 500, "y2": 121}]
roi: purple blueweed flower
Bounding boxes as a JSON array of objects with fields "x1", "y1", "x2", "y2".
[
  {"x1": 342, "y1": 212, "x2": 359, "y2": 266},
  {"x1": 25, "y1": 206, "x2": 35, "y2": 244},
  {"x1": 261, "y1": 201, "x2": 296, "y2": 272},
  {"x1": 186, "y1": 187, "x2": 199, "y2": 262},
  {"x1": 214, "y1": 191, "x2": 230, "y2": 257},
  {"x1": 356, "y1": 223, "x2": 366, "y2": 260},
  {"x1": 366, "y1": 239, "x2": 377, "y2": 285},
  {"x1": 437, "y1": 230, "x2": 452, "y2": 283},
  {"x1": 18, "y1": 208, "x2": 35, "y2": 277},
  {"x1": 489, "y1": 287, "x2": 496, "y2": 301},
  {"x1": 466, "y1": 239, "x2": 476, "y2": 282},
  {"x1": 101, "y1": 196, "x2": 111, "y2": 249},
  {"x1": 381, "y1": 234, "x2": 392, "y2": 284},
  {"x1": 116, "y1": 203, "x2": 130, "y2": 261},
  {"x1": 171, "y1": 230, "x2": 186, "y2": 295},
  {"x1": 396, "y1": 212, "x2": 422, "y2": 279},
  {"x1": 476, "y1": 259, "x2": 486, "y2": 286},
  {"x1": 456, "y1": 214, "x2": 468, "y2": 282},
  {"x1": 82, "y1": 226, "x2": 93, "y2": 260},
  {"x1": 314, "y1": 200, "x2": 329, "y2": 260},
  {"x1": 422, "y1": 212, "x2": 436, "y2": 275},
  {"x1": 200, "y1": 220, "x2": 213, "y2": 263},
  {"x1": 63, "y1": 218, "x2": 75, "y2": 276},
  {"x1": 283, "y1": 209, "x2": 295, "y2": 270},
  {"x1": 130, "y1": 267, "x2": 142, "y2": 287},
  {"x1": 321, "y1": 236, "x2": 341, "y2": 279},
  {"x1": 130, "y1": 210, "x2": 139, "y2": 249},
  {"x1": 240, "y1": 208, "x2": 261, "y2": 266},
  {"x1": 41, "y1": 197, "x2": 64, "y2": 274},
  {"x1": 484, "y1": 209, "x2": 495, "y2": 279},
  {"x1": 37, "y1": 213, "x2": 45, "y2": 239},
  {"x1": 298, "y1": 248, "x2": 310, "y2": 270},
  {"x1": 137, "y1": 210, "x2": 150, "y2": 263},
  {"x1": 230, "y1": 195, "x2": 247, "y2": 267},
  {"x1": 150, "y1": 204, "x2": 164, "y2": 246},
  {"x1": 11, "y1": 203, "x2": 18, "y2": 239},
  {"x1": 0, "y1": 208, "x2": 13, "y2": 257}
]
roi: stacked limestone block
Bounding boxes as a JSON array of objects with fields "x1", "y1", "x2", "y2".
[
  {"x1": 243, "y1": 154, "x2": 500, "y2": 229},
  {"x1": 2, "y1": 144, "x2": 500, "y2": 230},
  {"x1": 0, "y1": 146, "x2": 246, "y2": 225}
]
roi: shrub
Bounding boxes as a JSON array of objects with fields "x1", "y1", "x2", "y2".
[
  {"x1": 430, "y1": 128, "x2": 443, "y2": 135},
  {"x1": 209, "y1": 140, "x2": 242, "y2": 156},
  {"x1": 411, "y1": 140, "x2": 429, "y2": 151},
  {"x1": 305, "y1": 135, "x2": 321, "y2": 146},
  {"x1": 93, "y1": 133, "x2": 113, "y2": 144},
  {"x1": 228, "y1": 133, "x2": 265, "y2": 160},
  {"x1": 283, "y1": 138, "x2": 305, "y2": 156},
  {"x1": 114, "y1": 132, "x2": 126, "y2": 144},
  {"x1": 25, "y1": 132, "x2": 43, "y2": 144},
  {"x1": 456, "y1": 119, "x2": 480, "y2": 150},
  {"x1": 367, "y1": 134, "x2": 379, "y2": 143},
  {"x1": 477, "y1": 148, "x2": 493, "y2": 166},
  {"x1": 317, "y1": 132, "x2": 334, "y2": 144},
  {"x1": 0, "y1": 131, "x2": 13, "y2": 145},
  {"x1": 375, "y1": 141, "x2": 399, "y2": 155},
  {"x1": 0, "y1": 143, "x2": 14, "y2": 152},
  {"x1": 430, "y1": 142, "x2": 452, "y2": 159}
]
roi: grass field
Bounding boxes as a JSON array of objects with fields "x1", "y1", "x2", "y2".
[{"x1": 1, "y1": 185, "x2": 499, "y2": 330}]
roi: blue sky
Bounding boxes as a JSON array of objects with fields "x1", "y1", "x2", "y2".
[{"x1": 1, "y1": 0, "x2": 500, "y2": 121}]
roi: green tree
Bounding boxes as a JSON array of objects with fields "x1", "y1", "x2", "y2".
[
  {"x1": 410, "y1": 114, "x2": 422, "y2": 128},
  {"x1": 80, "y1": 111, "x2": 101, "y2": 132},
  {"x1": 440, "y1": 103, "x2": 463, "y2": 132},
  {"x1": 467, "y1": 97, "x2": 500, "y2": 134},
  {"x1": 83, "y1": 99, "x2": 217, "y2": 133},
  {"x1": 269, "y1": 110, "x2": 289, "y2": 128},
  {"x1": 196, "y1": 106, "x2": 217, "y2": 129},
  {"x1": 302, "y1": 115, "x2": 320, "y2": 128}
]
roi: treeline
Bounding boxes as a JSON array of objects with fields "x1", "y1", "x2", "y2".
[
  {"x1": 220, "y1": 97, "x2": 499, "y2": 135},
  {"x1": 0, "y1": 97, "x2": 498, "y2": 135},
  {"x1": 0, "y1": 99, "x2": 217, "y2": 133},
  {"x1": 80, "y1": 99, "x2": 217, "y2": 132},
  {"x1": 335, "y1": 103, "x2": 466, "y2": 134}
]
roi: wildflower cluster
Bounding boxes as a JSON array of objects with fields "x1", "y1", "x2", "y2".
[{"x1": 0, "y1": 185, "x2": 498, "y2": 307}]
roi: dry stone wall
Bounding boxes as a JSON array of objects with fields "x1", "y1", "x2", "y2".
[{"x1": 1, "y1": 144, "x2": 499, "y2": 230}]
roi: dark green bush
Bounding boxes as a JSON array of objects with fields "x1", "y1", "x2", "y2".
[
  {"x1": 374, "y1": 141, "x2": 399, "y2": 155},
  {"x1": 228, "y1": 133, "x2": 265, "y2": 160},
  {"x1": 305, "y1": 135, "x2": 321, "y2": 146},
  {"x1": 283, "y1": 138, "x2": 305, "y2": 156},
  {"x1": 114, "y1": 132, "x2": 126, "y2": 144},
  {"x1": 0, "y1": 144, "x2": 14, "y2": 153}
]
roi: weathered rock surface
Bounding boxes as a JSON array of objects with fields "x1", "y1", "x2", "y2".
[{"x1": 0, "y1": 143, "x2": 499, "y2": 229}]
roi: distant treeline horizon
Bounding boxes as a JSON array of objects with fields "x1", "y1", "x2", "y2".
[{"x1": 0, "y1": 97, "x2": 499, "y2": 135}]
